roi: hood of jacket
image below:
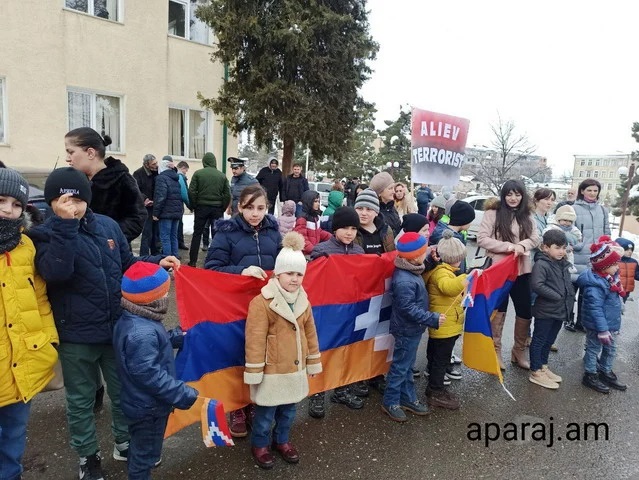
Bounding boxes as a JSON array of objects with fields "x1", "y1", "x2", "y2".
[
  {"x1": 301, "y1": 190, "x2": 321, "y2": 217},
  {"x1": 202, "y1": 152, "x2": 217, "y2": 169},
  {"x1": 92, "y1": 156, "x2": 130, "y2": 190},
  {"x1": 327, "y1": 190, "x2": 344, "y2": 210},
  {"x1": 215, "y1": 213, "x2": 279, "y2": 235},
  {"x1": 159, "y1": 168, "x2": 179, "y2": 181},
  {"x1": 281, "y1": 200, "x2": 296, "y2": 216}
]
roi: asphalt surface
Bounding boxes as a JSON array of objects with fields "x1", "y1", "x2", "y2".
[{"x1": 21, "y1": 239, "x2": 639, "y2": 480}]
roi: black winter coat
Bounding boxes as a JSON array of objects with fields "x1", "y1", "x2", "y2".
[
  {"x1": 379, "y1": 200, "x2": 402, "y2": 236},
  {"x1": 153, "y1": 169, "x2": 184, "y2": 219},
  {"x1": 28, "y1": 212, "x2": 163, "y2": 344},
  {"x1": 531, "y1": 252, "x2": 575, "y2": 321},
  {"x1": 91, "y1": 157, "x2": 147, "y2": 242},
  {"x1": 282, "y1": 175, "x2": 309, "y2": 203},
  {"x1": 256, "y1": 167, "x2": 283, "y2": 200},
  {"x1": 132, "y1": 166, "x2": 157, "y2": 201}
]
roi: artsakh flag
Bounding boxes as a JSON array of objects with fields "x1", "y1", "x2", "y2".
[
  {"x1": 201, "y1": 398, "x2": 234, "y2": 447},
  {"x1": 462, "y1": 254, "x2": 519, "y2": 385},
  {"x1": 165, "y1": 253, "x2": 397, "y2": 437}
]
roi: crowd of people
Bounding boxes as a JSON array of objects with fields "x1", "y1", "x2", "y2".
[{"x1": 0, "y1": 133, "x2": 633, "y2": 479}]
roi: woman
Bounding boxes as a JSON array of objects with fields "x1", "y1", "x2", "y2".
[
  {"x1": 567, "y1": 179, "x2": 610, "y2": 332},
  {"x1": 532, "y1": 188, "x2": 556, "y2": 236},
  {"x1": 204, "y1": 184, "x2": 282, "y2": 438},
  {"x1": 65, "y1": 127, "x2": 146, "y2": 243},
  {"x1": 370, "y1": 172, "x2": 401, "y2": 236},
  {"x1": 394, "y1": 182, "x2": 417, "y2": 220},
  {"x1": 477, "y1": 180, "x2": 540, "y2": 370}
]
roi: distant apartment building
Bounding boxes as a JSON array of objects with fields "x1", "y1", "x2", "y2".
[
  {"x1": 0, "y1": 0, "x2": 236, "y2": 173},
  {"x1": 572, "y1": 154, "x2": 631, "y2": 205}
]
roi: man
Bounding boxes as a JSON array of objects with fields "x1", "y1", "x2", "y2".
[
  {"x1": 176, "y1": 161, "x2": 190, "y2": 250},
  {"x1": 228, "y1": 157, "x2": 258, "y2": 214},
  {"x1": 188, "y1": 152, "x2": 231, "y2": 267},
  {"x1": 553, "y1": 187, "x2": 577, "y2": 213},
  {"x1": 256, "y1": 157, "x2": 283, "y2": 215},
  {"x1": 345, "y1": 177, "x2": 360, "y2": 207},
  {"x1": 132, "y1": 153, "x2": 159, "y2": 255},
  {"x1": 416, "y1": 183, "x2": 434, "y2": 216},
  {"x1": 282, "y1": 163, "x2": 309, "y2": 217}
]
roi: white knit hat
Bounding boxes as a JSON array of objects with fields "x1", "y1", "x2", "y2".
[
  {"x1": 554, "y1": 205, "x2": 576, "y2": 223},
  {"x1": 274, "y1": 232, "x2": 307, "y2": 275}
]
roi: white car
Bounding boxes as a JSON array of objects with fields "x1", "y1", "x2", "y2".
[
  {"x1": 308, "y1": 181, "x2": 332, "y2": 207},
  {"x1": 460, "y1": 195, "x2": 494, "y2": 240}
]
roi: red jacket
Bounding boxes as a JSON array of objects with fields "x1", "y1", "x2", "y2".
[
  {"x1": 294, "y1": 216, "x2": 331, "y2": 255},
  {"x1": 618, "y1": 257, "x2": 639, "y2": 293}
]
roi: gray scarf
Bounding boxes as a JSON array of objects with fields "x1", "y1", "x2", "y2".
[
  {"x1": 121, "y1": 297, "x2": 168, "y2": 321},
  {"x1": 0, "y1": 216, "x2": 24, "y2": 254},
  {"x1": 394, "y1": 256, "x2": 426, "y2": 275}
]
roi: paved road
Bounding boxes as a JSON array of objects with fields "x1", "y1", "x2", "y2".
[{"x1": 21, "y1": 240, "x2": 639, "y2": 479}]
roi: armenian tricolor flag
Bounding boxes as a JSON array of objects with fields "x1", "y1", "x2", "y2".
[
  {"x1": 165, "y1": 252, "x2": 397, "y2": 437},
  {"x1": 462, "y1": 254, "x2": 519, "y2": 390}
]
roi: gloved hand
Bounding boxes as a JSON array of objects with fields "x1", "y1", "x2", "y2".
[
  {"x1": 597, "y1": 331, "x2": 613, "y2": 345},
  {"x1": 241, "y1": 266, "x2": 267, "y2": 279}
]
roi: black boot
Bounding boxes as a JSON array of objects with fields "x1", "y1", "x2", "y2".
[
  {"x1": 368, "y1": 375, "x2": 386, "y2": 394},
  {"x1": 582, "y1": 373, "x2": 610, "y2": 394},
  {"x1": 599, "y1": 371, "x2": 627, "y2": 391},
  {"x1": 330, "y1": 387, "x2": 364, "y2": 409},
  {"x1": 308, "y1": 392, "x2": 325, "y2": 419},
  {"x1": 350, "y1": 381, "x2": 369, "y2": 397},
  {"x1": 94, "y1": 385, "x2": 105, "y2": 413}
]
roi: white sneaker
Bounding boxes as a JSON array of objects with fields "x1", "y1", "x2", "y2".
[{"x1": 113, "y1": 441, "x2": 129, "y2": 461}]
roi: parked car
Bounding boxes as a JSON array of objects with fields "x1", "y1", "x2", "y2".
[
  {"x1": 12, "y1": 167, "x2": 51, "y2": 218},
  {"x1": 460, "y1": 195, "x2": 493, "y2": 240},
  {"x1": 308, "y1": 181, "x2": 332, "y2": 207}
]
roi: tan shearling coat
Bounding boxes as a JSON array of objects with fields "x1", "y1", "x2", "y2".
[{"x1": 244, "y1": 280, "x2": 322, "y2": 406}]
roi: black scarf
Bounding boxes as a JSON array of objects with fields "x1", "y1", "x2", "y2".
[{"x1": 0, "y1": 216, "x2": 24, "y2": 254}]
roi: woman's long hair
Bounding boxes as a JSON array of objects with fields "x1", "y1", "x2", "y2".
[{"x1": 495, "y1": 179, "x2": 533, "y2": 243}]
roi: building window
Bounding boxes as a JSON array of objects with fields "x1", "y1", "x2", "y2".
[
  {"x1": 587, "y1": 159, "x2": 592, "y2": 166},
  {"x1": 168, "y1": 0, "x2": 210, "y2": 44},
  {"x1": 593, "y1": 170, "x2": 599, "y2": 178},
  {"x1": 0, "y1": 78, "x2": 5, "y2": 144},
  {"x1": 67, "y1": 89, "x2": 122, "y2": 152},
  {"x1": 608, "y1": 183, "x2": 613, "y2": 190},
  {"x1": 595, "y1": 159, "x2": 600, "y2": 166},
  {"x1": 580, "y1": 159, "x2": 585, "y2": 166},
  {"x1": 65, "y1": 0, "x2": 120, "y2": 21},
  {"x1": 579, "y1": 170, "x2": 585, "y2": 177},
  {"x1": 168, "y1": 107, "x2": 208, "y2": 159}
]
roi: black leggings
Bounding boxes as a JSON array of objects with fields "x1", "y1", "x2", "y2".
[{"x1": 497, "y1": 273, "x2": 532, "y2": 319}]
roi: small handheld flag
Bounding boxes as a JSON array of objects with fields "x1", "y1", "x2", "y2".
[
  {"x1": 201, "y1": 398, "x2": 234, "y2": 447},
  {"x1": 461, "y1": 269, "x2": 481, "y2": 308}
]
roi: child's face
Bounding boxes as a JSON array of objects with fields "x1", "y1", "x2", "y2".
[
  {"x1": 313, "y1": 198, "x2": 321, "y2": 210},
  {"x1": 624, "y1": 248, "x2": 633, "y2": 258},
  {"x1": 0, "y1": 195, "x2": 23, "y2": 220},
  {"x1": 542, "y1": 243, "x2": 567, "y2": 261},
  {"x1": 356, "y1": 206, "x2": 376, "y2": 227},
  {"x1": 603, "y1": 263, "x2": 619, "y2": 275},
  {"x1": 558, "y1": 219, "x2": 573, "y2": 227},
  {"x1": 408, "y1": 251, "x2": 427, "y2": 265},
  {"x1": 51, "y1": 196, "x2": 88, "y2": 219},
  {"x1": 239, "y1": 197, "x2": 267, "y2": 227},
  {"x1": 335, "y1": 226, "x2": 357, "y2": 245},
  {"x1": 277, "y1": 271, "x2": 304, "y2": 292}
]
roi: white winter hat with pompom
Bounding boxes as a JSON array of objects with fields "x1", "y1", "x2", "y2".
[{"x1": 274, "y1": 232, "x2": 307, "y2": 275}]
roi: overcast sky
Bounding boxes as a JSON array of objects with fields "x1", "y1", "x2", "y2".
[{"x1": 361, "y1": 0, "x2": 639, "y2": 176}]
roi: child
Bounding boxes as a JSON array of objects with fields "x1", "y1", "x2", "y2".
[
  {"x1": 244, "y1": 232, "x2": 322, "y2": 469},
  {"x1": 294, "y1": 190, "x2": 331, "y2": 255},
  {"x1": 423, "y1": 230, "x2": 466, "y2": 410},
  {"x1": 353, "y1": 188, "x2": 395, "y2": 254},
  {"x1": 427, "y1": 195, "x2": 446, "y2": 235},
  {"x1": 382, "y1": 232, "x2": 443, "y2": 422},
  {"x1": 544, "y1": 205, "x2": 583, "y2": 274},
  {"x1": 0, "y1": 168, "x2": 59, "y2": 480},
  {"x1": 308, "y1": 207, "x2": 365, "y2": 418},
  {"x1": 113, "y1": 262, "x2": 198, "y2": 479},
  {"x1": 529, "y1": 230, "x2": 575, "y2": 389},
  {"x1": 615, "y1": 237, "x2": 639, "y2": 303},
  {"x1": 29, "y1": 167, "x2": 179, "y2": 480},
  {"x1": 278, "y1": 200, "x2": 296, "y2": 236},
  {"x1": 576, "y1": 241, "x2": 627, "y2": 393}
]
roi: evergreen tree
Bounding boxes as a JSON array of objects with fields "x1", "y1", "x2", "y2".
[
  {"x1": 196, "y1": 1, "x2": 378, "y2": 175},
  {"x1": 376, "y1": 106, "x2": 411, "y2": 184}
]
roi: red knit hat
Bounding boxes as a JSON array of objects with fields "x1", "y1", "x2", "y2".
[
  {"x1": 122, "y1": 262, "x2": 170, "y2": 304},
  {"x1": 589, "y1": 242, "x2": 621, "y2": 271},
  {"x1": 396, "y1": 232, "x2": 428, "y2": 260}
]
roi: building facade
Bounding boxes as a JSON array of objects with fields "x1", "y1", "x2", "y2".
[
  {"x1": 0, "y1": 0, "x2": 237, "y2": 174},
  {"x1": 572, "y1": 154, "x2": 631, "y2": 205}
]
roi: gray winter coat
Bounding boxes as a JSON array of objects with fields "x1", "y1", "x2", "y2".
[
  {"x1": 531, "y1": 252, "x2": 575, "y2": 321},
  {"x1": 572, "y1": 199, "x2": 610, "y2": 273}
]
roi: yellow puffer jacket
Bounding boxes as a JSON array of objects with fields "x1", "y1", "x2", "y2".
[
  {"x1": 424, "y1": 264, "x2": 467, "y2": 339},
  {"x1": 0, "y1": 235, "x2": 58, "y2": 407}
]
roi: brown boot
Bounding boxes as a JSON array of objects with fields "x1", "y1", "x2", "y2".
[
  {"x1": 490, "y1": 311, "x2": 507, "y2": 371},
  {"x1": 511, "y1": 317, "x2": 531, "y2": 369}
]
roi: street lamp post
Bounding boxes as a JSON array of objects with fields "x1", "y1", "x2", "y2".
[
  {"x1": 617, "y1": 162, "x2": 636, "y2": 235},
  {"x1": 386, "y1": 161, "x2": 399, "y2": 177}
]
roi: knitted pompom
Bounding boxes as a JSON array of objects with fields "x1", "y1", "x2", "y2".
[
  {"x1": 441, "y1": 229, "x2": 455, "y2": 240},
  {"x1": 598, "y1": 235, "x2": 612, "y2": 243},
  {"x1": 282, "y1": 231, "x2": 305, "y2": 252},
  {"x1": 590, "y1": 242, "x2": 604, "y2": 254}
]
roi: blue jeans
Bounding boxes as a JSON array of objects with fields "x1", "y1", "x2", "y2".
[
  {"x1": 139, "y1": 208, "x2": 159, "y2": 256},
  {"x1": 584, "y1": 329, "x2": 617, "y2": 374},
  {"x1": 127, "y1": 415, "x2": 168, "y2": 480},
  {"x1": 251, "y1": 404, "x2": 296, "y2": 448},
  {"x1": 158, "y1": 219, "x2": 179, "y2": 257},
  {"x1": 0, "y1": 401, "x2": 31, "y2": 480},
  {"x1": 530, "y1": 318, "x2": 563, "y2": 371},
  {"x1": 383, "y1": 334, "x2": 421, "y2": 407}
]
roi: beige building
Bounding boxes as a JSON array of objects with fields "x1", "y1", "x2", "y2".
[
  {"x1": 0, "y1": 0, "x2": 236, "y2": 175},
  {"x1": 572, "y1": 154, "x2": 631, "y2": 205}
]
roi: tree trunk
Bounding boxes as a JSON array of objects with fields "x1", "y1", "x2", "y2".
[{"x1": 282, "y1": 135, "x2": 295, "y2": 174}]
